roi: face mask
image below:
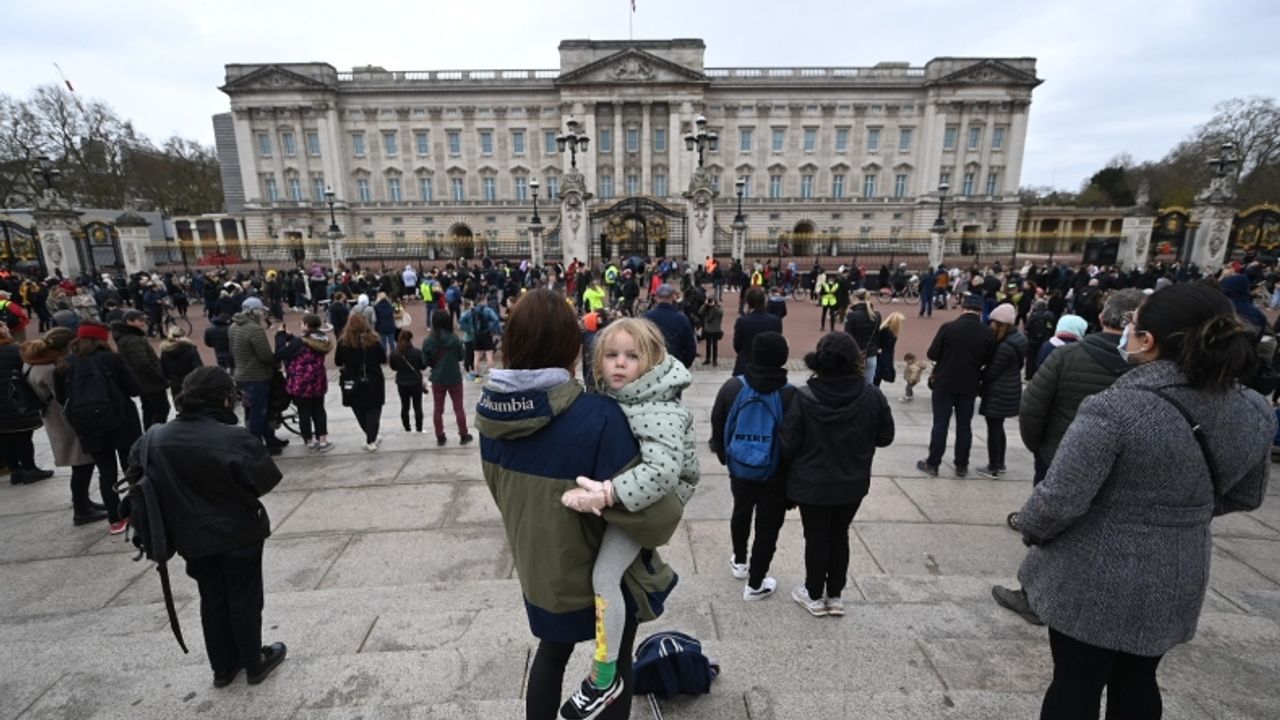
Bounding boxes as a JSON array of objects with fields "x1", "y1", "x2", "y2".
[{"x1": 1118, "y1": 325, "x2": 1138, "y2": 364}]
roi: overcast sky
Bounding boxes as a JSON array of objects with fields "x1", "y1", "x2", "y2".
[{"x1": 3, "y1": 0, "x2": 1276, "y2": 190}]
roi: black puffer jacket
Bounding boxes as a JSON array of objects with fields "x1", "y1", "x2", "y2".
[
  {"x1": 979, "y1": 331, "x2": 1028, "y2": 419},
  {"x1": 203, "y1": 316, "x2": 233, "y2": 368},
  {"x1": 57, "y1": 349, "x2": 143, "y2": 455},
  {"x1": 159, "y1": 339, "x2": 204, "y2": 396},
  {"x1": 781, "y1": 375, "x2": 894, "y2": 506},
  {"x1": 843, "y1": 302, "x2": 880, "y2": 357},
  {"x1": 1019, "y1": 330, "x2": 1130, "y2": 460},
  {"x1": 0, "y1": 343, "x2": 41, "y2": 432},
  {"x1": 127, "y1": 409, "x2": 282, "y2": 559},
  {"x1": 927, "y1": 314, "x2": 997, "y2": 395}
]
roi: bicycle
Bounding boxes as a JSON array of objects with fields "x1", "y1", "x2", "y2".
[{"x1": 160, "y1": 304, "x2": 192, "y2": 337}]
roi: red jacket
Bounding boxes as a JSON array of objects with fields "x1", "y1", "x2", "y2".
[{"x1": 0, "y1": 299, "x2": 30, "y2": 332}]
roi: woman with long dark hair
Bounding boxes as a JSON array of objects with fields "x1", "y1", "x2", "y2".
[
  {"x1": 334, "y1": 314, "x2": 387, "y2": 451},
  {"x1": 976, "y1": 303, "x2": 1027, "y2": 478},
  {"x1": 389, "y1": 328, "x2": 426, "y2": 434},
  {"x1": 1016, "y1": 282, "x2": 1273, "y2": 719}
]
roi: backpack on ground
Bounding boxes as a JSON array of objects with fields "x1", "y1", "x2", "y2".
[
  {"x1": 633, "y1": 631, "x2": 719, "y2": 704},
  {"x1": 118, "y1": 433, "x2": 189, "y2": 653},
  {"x1": 723, "y1": 379, "x2": 789, "y2": 481},
  {"x1": 63, "y1": 354, "x2": 123, "y2": 439}
]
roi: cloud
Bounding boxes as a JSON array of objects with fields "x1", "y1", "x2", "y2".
[{"x1": 1, "y1": 0, "x2": 1274, "y2": 190}]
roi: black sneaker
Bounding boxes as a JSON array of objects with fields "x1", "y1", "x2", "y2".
[
  {"x1": 459, "y1": 434, "x2": 474, "y2": 445},
  {"x1": 991, "y1": 585, "x2": 1045, "y2": 626},
  {"x1": 72, "y1": 509, "x2": 109, "y2": 526},
  {"x1": 246, "y1": 642, "x2": 287, "y2": 685},
  {"x1": 974, "y1": 465, "x2": 1001, "y2": 479},
  {"x1": 915, "y1": 460, "x2": 939, "y2": 477},
  {"x1": 436, "y1": 436, "x2": 447, "y2": 447},
  {"x1": 560, "y1": 675, "x2": 623, "y2": 719},
  {"x1": 954, "y1": 465, "x2": 968, "y2": 478},
  {"x1": 213, "y1": 667, "x2": 240, "y2": 688}
]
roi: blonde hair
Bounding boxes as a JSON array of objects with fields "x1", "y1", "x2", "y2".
[
  {"x1": 881, "y1": 311, "x2": 904, "y2": 335},
  {"x1": 591, "y1": 317, "x2": 667, "y2": 390}
]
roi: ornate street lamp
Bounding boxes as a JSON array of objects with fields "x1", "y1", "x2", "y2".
[
  {"x1": 324, "y1": 186, "x2": 342, "y2": 270},
  {"x1": 932, "y1": 181, "x2": 950, "y2": 233},
  {"x1": 35, "y1": 155, "x2": 63, "y2": 191},
  {"x1": 529, "y1": 177, "x2": 541, "y2": 225},
  {"x1": 556, "y1": 118, "x2": 590, "y2": 169},
  {"x1": 528, "y1": 177, "x2": 544, "y2": 267},
  {"x1": 733, "y1": 177, "x2": 746, "y2": 225},
  {"x1": 683, "y1": 114, "x2": 719, "y2": 168}
]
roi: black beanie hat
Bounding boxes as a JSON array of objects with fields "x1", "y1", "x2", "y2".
[
  {"x1": 177, "y1": 366, "x2": 238, "y2": 412},
  {"x1": 750, "y1": 331, "x2": 789, "y2": 368}
]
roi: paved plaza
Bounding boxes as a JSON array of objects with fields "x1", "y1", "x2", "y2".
[{"x1": 2, "y1": 336, "x2": 1279, "y2": 719}]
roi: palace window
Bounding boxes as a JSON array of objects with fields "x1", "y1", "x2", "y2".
[
  {"x1": 862, "y1": 174, "x2": 877, "y2": 198},
  {"x1": 257, "y1": 133, "x2": 271, "y2": 157},
  {"x1": 282, "y1": 132, "x2": 296, "y2": 157},
  {"x1": 546, "y1": 176, "x2": 559, "y2": 200},
  {"x1": 388, "y1": 177, "x2": 402, "y2": 202},
  {"x1": 545, "y1": 130, "x2": 557, "y2": 154},
  {"x1": 450, "y1": 177, "x2": 465, "y2": 201},
  {"x1": 383, "y1": 131, "x2": 398, "y2": 156},
  {"x1": 867, "y1": 128, "x2": 881, "y2": 152},
  {"x1": 416, "y1": 131, "x2": 430, "y2": 156},
  {"x1": 653, "y1": 174, "x2": 667, "y2": 197},
  {"x1": 312, "y1": 177, "x2": 325, "y2": 202},
  {"x1": 769, "y1": 174, "x2": 782, "y2": 198},
  {"x1": 898, "y1": 128, "x2": 913, "y2": 152},
  {"x1": 306, "y1": 131, "x2": 321, "y2": 157},
  {"x1": 992, "y1": 126, "x2": 1006, "y2": 150},
  {"x1": 835, "y1": 128, "x2": 849, "y2": 152},
  {"x1": 986, "y1": 170, "x2": 1000, "y2": 196},
  {"x1": 352, "y1": 133, "x2": 366, "y2": 157},
  {"x1": 419, "y1": 177, "x2": 433, "y2": 201},
  {"x1": 515, "y1": 176, "x2": 528, "y2": 201},
  {"x1": 447, "y1": 131, "x2": 461, "y2": 155},
  {"x1": 288, "y1": 177, "x2": 302, "y2": 201},
  {"x1": 832, "y1": 174, "x2": 845, "y2": 198},
  {"x1": 967, "y1": 126, "x2": 982, "y2": 151},
  {"x1": 599, "y1": 129, "x2": 612, "y2": 153},
  {"x1": 264, "y1": 176, "x2": 278, "y2": 201},
  {"x1": 740, "y1": 175, "x2": 751, "y2": 198},
  {"x1": 626, "y1": 128, "x2": 639, "y2": 153},
  {"x1": 483, "y1": 177, "x2": 497, "y2": 200},
  {"x1": 962, "y1": 172, "x2": 976, "y2": 196},
  {"x1": 943, "y1": 126, "x2": 958, "y2": 151},
  {"x1": 800, "y1": 174, "x2": 814, "y2": 198},
  {"x1": 356, "y1": 178, "x2": 370, "y2": 202},
  {"x1": 480, "y1": 131, "x2": 493, "y2": 156},
  {"x1": 626, "y1": 174, "x2": 640, "y2": 195},
  {"x1": 598, "y1": 174, "x2": 614, "y2": 199},
  {"x1": 740, "y1": 128, "x2": 753, "y2": 152},
  {"x1": 512, "y1": 130, "x2": 525, "y2": 155},
  {"x1": 771, "y1": 128, "x2": 785, "y2": 152},
  {"x1": 803, "y1": 128, "x2": 817, "y2": 152},
  {"x1": 654, "y1": 128, "x2": 667, "y2": 152},
  {"x1": 894, "y1": 174, "x2": 908, "y2": 198}
]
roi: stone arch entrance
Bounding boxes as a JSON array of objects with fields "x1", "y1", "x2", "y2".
[
  {"x1": 791, "y1": 220, "x2": 818, "y2": 257},
  {"x1": 448, "y1": 223, "x2": 475, "y2": 259}
]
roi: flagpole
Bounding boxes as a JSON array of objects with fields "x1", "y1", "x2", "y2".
[{"x1": 629, "y1": 1, "x2": 633, "y2": 40}]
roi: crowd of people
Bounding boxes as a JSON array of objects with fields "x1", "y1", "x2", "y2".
[{"x1": 0, "y1": 250, "x2": 1276, "y2": 718}]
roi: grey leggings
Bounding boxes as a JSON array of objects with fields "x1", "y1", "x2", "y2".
[{"x1": 592, "y1": 525, "x2": 642, "y2": 664}]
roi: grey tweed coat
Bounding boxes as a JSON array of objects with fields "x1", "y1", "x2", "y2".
[{"x1": 1017, "y1": 359, "x2": 1273, "y2": 657}]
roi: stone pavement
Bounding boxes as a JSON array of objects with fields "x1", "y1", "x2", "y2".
[{"x1": 1, "y1": 365, "x2": 1278, "y2": 720}]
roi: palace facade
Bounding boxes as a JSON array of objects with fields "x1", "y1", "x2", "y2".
[{"x1": 217, "y1": 38, "x2": 1041, "y2": 263}]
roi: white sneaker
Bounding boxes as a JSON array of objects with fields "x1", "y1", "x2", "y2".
[
  {"x1": 364, "y1": 442, "x2": 378, "y2": 452},
  {"x1": 791, "y1": 585, "x2": 828, "y2": 617},
  {"x1": 825, "y1": 596, "x2": 846, "y2": 617},
  {"x1": 374, "y1": 437, "x2": 383, "y2": 448},
  {"x1": 729, "y1": 555, "x2": 749, "y2": 580},
  {"x1": 743, "y1": 577, "x2": 777, "y2": 601}
]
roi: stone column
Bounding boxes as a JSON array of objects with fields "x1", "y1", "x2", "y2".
[
  {"x1": 559, "y1": 169, "x2": 590, "y2": 264},
  {"x1": 529, "y1": 219, "x2": 545, "y2": 269},
  {"x1": 684, "y1": 167, "x2": 716, "y2": 263},
  {"x1": 731, "y1": 219, "x2": 746, "y2": 265},
  {"x1": 640, "y1": 102, "x2": 652, "y2": 195},
  {"x1": 213, "y1": 217, "x2": 226, "y2": 252},
  {"x1": 1188, "y1": 174, "x2": 1238, "y2": 272},
  {"x1": 31, "y1": 193, "x2": 83, "y2": 278},
  {"x1": 1119, "y1": 212, "x2": 1156, "y2": 270},
  {"x1": 114, "y1": 210, "x2": 152, "y2": 275},
  {"x1": 190, "y1": 220, "x2": 203, "y2": 257},
  {"x1": 613, "y1": 105, "x2": 624, "y2": 194}
]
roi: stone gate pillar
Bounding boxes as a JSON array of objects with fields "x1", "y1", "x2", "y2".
[
  {"x1": 1119, "y1": 212, "x2": 1156, "y2": 270},
  {"x1": 1187, "y1": 150, "x2": 1239, "y2": 272},
  {"x1": 559, "y1": 169, "x2": 590, "y2": 264},
  {"x1": 114, "y1": 210, "x2": 151, "y2": 276},
  {"x1": 31, "y1": 191, "x2": 83, "y2": 278},
  {"x1": 684, "y1": 167, "x2": 716, "y2": 263}
]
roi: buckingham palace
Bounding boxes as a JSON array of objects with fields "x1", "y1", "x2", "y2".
[{"x1": 216, "y1": 38, "x2": 1041, "y2": 265}]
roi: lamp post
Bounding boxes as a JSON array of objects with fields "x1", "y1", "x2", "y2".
[
  {"x1": 731, "y1": 178, "x2": 747, "y2": 263},
  {"x1": 929, "y1": 181, "x2": 950, "y2": 269},
  {"x1": 528, "y1": 177, "x2": 544, "y2": 268},
  {"x1": 35, "y1": 155, "x2": 63, "y2": 192},
  {"x1": 324, "y1": 186, "x2": 342, "y2": 271},
  {"x1": 556, "y1": 119, "x2": 590, "y2": 169},
  {"x1": 683, "y1": 114, "x2": 719, "y2": 168}
]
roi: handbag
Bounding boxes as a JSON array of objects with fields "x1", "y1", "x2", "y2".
[{"x1": 340, "y1": 346, "x2": 372, "y2": 396}]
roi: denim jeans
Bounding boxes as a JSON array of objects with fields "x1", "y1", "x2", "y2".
[
  {"x1": 239, "y1": 380, "x2": 271, "y2": 445},
  {"x1": 927, "y1": 391, "x2": 977, "y2": 468},
  {"x1": 864, "y1": 355, "x2": 878, "y2": 386}
]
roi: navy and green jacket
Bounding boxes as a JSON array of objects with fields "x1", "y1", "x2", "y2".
[{"x1": 477, "y1": 367, "x2": 680, "y2": 643}]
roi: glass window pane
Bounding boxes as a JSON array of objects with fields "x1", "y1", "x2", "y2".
[
  {"x1": 258, "y1": 134, "x2": 271, "y2": 157},
  {"x1": 352, "y1": 133, "x2": 365, "y2": 156},
  {"x1": 867, "y1": 128, "x2": 880, "y2": 152},
  {"x1": 943, "y1": 127, "x2": 957, "y2": 151},
  {"x1": 283, "y1": 132, "x2": 296, "y2": 156},
  {"x1": 448, "y1": 131, "x2": 461, "y2": 155},
  {"x1": 383, "y1": 131, "x2": 397, "y2": 156},
  {"x1": 654, "y1": 128, "x2": 666, "y2": 152},
  {"x1": 599, "y1": 129, "x2": 612, "y2": 152},
  {"x1": 306, "y1": 132, "x2": 321, "y2": 156},
  {"x1": 419, "y1": 177, "x2": 433, "y2": 200},
  {"x1": 480, "y1": 132, "x2": 493, "y2": 155},
  {"x1": 835, "y1": 128, "x2": 849, "y2": 152},
  {"x1": 771, "y1": 129, "x2": 784, "y2": 152},
  {"x1": 626, "y1": 128, "x2": 639, "y2": 153},
  {"x1": 803, "y1": 129, "x2": 816, "y2": 152},
  {"x1": 416, "y1": 131, "x2": 430, "y2": 155},
  {"x1": 545, "y1": 131, "x2": 557, "y2": 154},
  {"x1": 899, "y1": 128, "x2": 912, "y2": 152},
  {"x1": 513, "y1": 131, "x2": 525, "y2": 155}
]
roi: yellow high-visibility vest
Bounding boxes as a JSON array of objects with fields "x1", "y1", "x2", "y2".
[{"x1": 820, "y1": 281, "x2": 838, "y2": 307}]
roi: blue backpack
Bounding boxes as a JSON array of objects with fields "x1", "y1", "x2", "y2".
[
  {"x1": 723, "y1": 379, "x2": 788, "y2": 481},
  {"x1": 633, "y1": 631, "x2": 720, "y2": 701}
]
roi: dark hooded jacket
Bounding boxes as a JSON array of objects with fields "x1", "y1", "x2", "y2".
[
  {"x1": 781, "y1": 375, "x2": 894, "y2": 505},
  {"x1": 1019, "y1": 330, "x2": 1131, "y2": 461},
  {"x1": 113, "y1": 322, "x2": 169, "y2": 395},
  {"x1": 979, "y1": 330, "x2": 1029, "y2": 419},
  {"x1": 709, "y1": 364, "x2": 796, "y2": 482},
  {"x1": 1221, "y1": 274, "x2": 1266, "y2": 338}
]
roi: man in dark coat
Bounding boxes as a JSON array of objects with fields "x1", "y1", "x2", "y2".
[
  {"x1": 731, "y1": 287, "x2": 783, "y2": 376},
  {"x1": 644, "y1": 284, "x2": 697, "y2": 368},
  {"x1": 917, "y1": 293, "x2": 996, "y2": 477},
  {"x1": 1221, "y1": 274, "x2": 1266, "y2": 338},
  {"x1": 114, "y1": 310, "x2": 170, "y2": 428},
  {"x1": 127, "y1": 367, "x2": 287, "y2": 688}
]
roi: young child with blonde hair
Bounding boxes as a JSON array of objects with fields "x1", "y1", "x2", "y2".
[
  {"x1": 901, "y1": 352, "x2": 929, "y2": 402},
  {"x1": 558, "y1": 317, "x2": 698, "y2": 719}
]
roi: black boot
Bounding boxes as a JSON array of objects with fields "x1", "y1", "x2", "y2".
[{"x1": 73, "y1": 509, "x2": 109, "y2": 526}]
